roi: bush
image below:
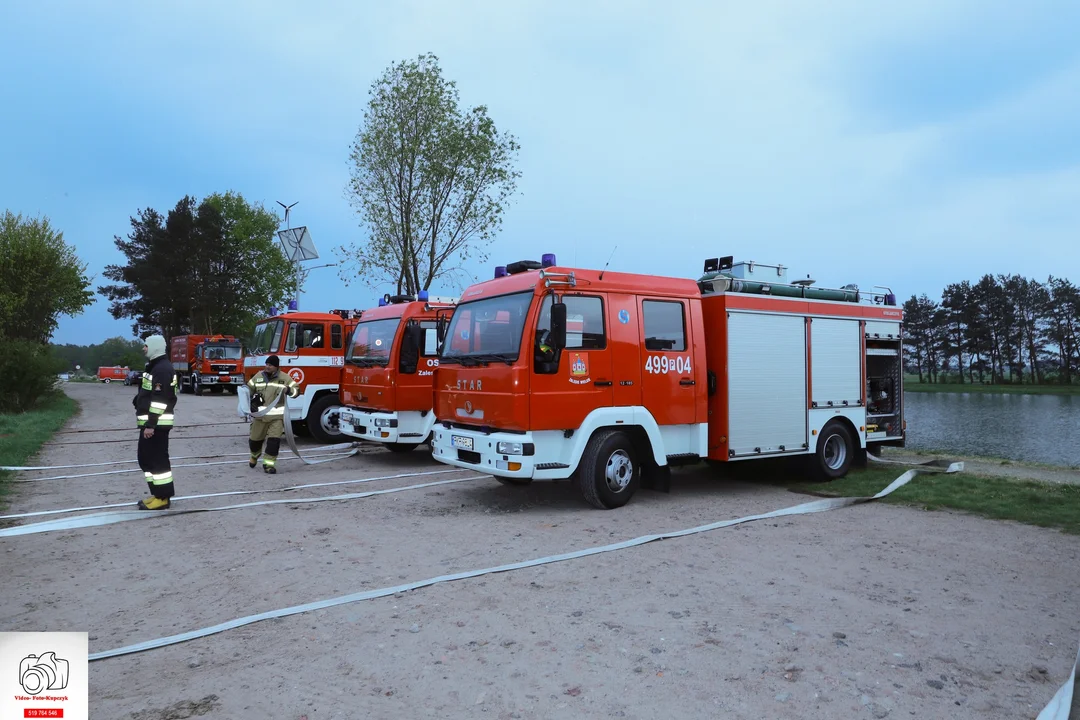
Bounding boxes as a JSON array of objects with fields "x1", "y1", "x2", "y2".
[{"x1": 0, "y1": 338, "x2": 67, "y2": 413}]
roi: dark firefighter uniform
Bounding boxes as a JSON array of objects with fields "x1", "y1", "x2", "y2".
[
  {"x1": 247, "y1": 354, "x2": 300, "y2": 473},
  {"x1": 133, "y1": 334, "x2": 179, "y2": 510}
]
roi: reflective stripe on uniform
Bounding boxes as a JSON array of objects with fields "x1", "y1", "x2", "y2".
[
  {"x1": 150, "y1": 401, "x2": 168, "y2": 410},
  {"x1": 263, "y1": 456, "x2": 276, "y2": 467},
  {"x1": 150, "y1": 472, "x2": 173, "y2": 485}
]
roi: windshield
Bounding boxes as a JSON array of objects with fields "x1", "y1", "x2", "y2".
[
  {"x1": 205, "y1": 345, "x2": 243, "y2": 360},
  {"x1": 250, "y1": 320, "x2": 283, "y2": 355},
  {"x1": 347, "y1": 318, "x2": 401, "y2": 367},
  {"x1": 440, "y1": 291, "x2": 534, "y2": 364}
]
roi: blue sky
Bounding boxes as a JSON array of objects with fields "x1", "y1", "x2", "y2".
[{"x1": 3, "y1": 0, "x2": 1078, "y2": 345}]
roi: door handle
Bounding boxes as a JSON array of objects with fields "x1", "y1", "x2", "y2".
[
  {"x1": 594, "y1": 380, "x2": 613, "y2": 387},
  {"x1": 680, "y1": 379, "x2": 696, "y2": 386}
]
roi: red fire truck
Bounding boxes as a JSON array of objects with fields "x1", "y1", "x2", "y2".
[
  {"x1": 170, "y1": 334, "x2": 246, "y2": 395},
  {"x1": 430, "y1": 254, "x2": 905, "y2": 509},
  {"x1": 243, "y1": 308, "x2": 361, "y2": 443},
  {"x1": 337, "y1": 291, "x2": 458, "y2": 451}
]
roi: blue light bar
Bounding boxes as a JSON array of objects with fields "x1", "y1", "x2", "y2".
[
  {"x1": 541, "y1": 253, "x2": 556, "y2": 268},
  {"x1": 269, "y1": 307, "x2": 278, "y2": 316},
  {"x1": 288, "y1": 300, "x2": 298, "y2": 311},
  {"x1": 378, "y1": 298, "x2": 388, "y2": 307},
  {"x1": 418, "y1": 290, "x2": 429, "y2": 302},
  {"x1": 494, "y1": 266, "x2": 508, "y2": 278}
]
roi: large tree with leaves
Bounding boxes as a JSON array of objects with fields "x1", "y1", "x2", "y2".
[
  {"x1": 98, "y1": 192, "x2": 295, "y2": 338},
  {"x1": 338, "y1": 52, "x2": 521, "y2": 295}
]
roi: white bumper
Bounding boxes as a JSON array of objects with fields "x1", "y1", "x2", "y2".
[
  {"x1": 431, "y1": 425, "x2": 566, "y2": 480},
  {"x1": 339, "y1": 408, "x2": 434, "y2": 445}
]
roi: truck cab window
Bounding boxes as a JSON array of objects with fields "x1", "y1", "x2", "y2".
[
  {"x1": 331, "y1": 324, "x2": 343, "y2": 350},
  {"x1": 286, "y1": 323, "x2": 325, "y2": 352},
  {"x1": 642, "y1": 300, "x2": 686, "y2": 351},
  {"x1": 421, "y1": 321, "x2": 439, "y2": 356},
  {"x1": 535, "y1": 295, "x2": 606, "y2": 351}
]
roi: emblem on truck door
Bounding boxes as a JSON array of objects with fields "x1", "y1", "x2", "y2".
[{"x1": 464, "y1": 400, "x2": 474, "y2": 414}]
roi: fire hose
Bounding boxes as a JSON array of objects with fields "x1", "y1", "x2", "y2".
[{"x1": 236, "y1": 383, "x2": 359, "y2": 466}]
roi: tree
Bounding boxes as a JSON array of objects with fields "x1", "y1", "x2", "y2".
[
  {"x1": 98, "y1": 192, "x2": 295, "y2": 338},
  {"x1": 338, "y1": 52, "x2": 521, "y2": 296},
  {"x1": 0, "y1": 211, "x2": 94, "y2": 344}
]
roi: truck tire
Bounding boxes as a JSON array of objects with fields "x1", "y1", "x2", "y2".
[
  {"x1": 306, "y1": 393, "x2": 342, "y2": 444},
  {"x1": 386, "y1": 442, "x2": 420, "y2": 453},
  {"x1": 812, "y1": 420, "x2": 855, "y2": 481},
  {"x1": 103, "y1": 378, "x2": 111, "y2": 384},
  {"x1": 576, "y1": 429, "x2": 640, "y2": 509},
  {"x1": 191, "y1": 373, "x2": 203, "y2": 396}
]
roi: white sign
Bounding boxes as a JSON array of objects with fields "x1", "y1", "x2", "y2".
[{"x1": 0, "y1": 632, "x2": 88, "y2": 719}]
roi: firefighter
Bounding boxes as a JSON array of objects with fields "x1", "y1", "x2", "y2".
[
  {"x1": 133, "y1": 334, "x2": 179, "y2": 510},
  {"x1": 247, "y1": 355, "x2": 299, "y2": 473}
]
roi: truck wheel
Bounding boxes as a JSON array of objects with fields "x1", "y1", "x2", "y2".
[
  {"x1": 103, "y1": 378, "x2": 111, "y2": 384},
  {"x1": 306, "y1": 394, "x2": 342, "y2": 444},
  {"x1": 191, "y1": 374, "x2": 203, "y2": 396},
  {"x1": 576, "y1": 429, "x2": 640, "y2": 509},
  {"x1": 812, "y1": 421, "x2": 855, "y2": 481},
  {"x1": 385, "y1": 442, "x2": 420, "y2": 453}
]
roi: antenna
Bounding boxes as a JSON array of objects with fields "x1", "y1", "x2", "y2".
[
  {"x1": 276, "y1": 200, "x2": 298, "y2": 229},
  {"x1": 598, "y1": 245, "x2": 617, "y2": 280}
]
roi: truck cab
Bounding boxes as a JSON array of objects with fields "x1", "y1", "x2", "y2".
[
  {"x1": 430, "y1": 254, "x2": 709, "y2": 508},
  {"x1": 244, "y1": 309, "x2": 360, "y2": 443},
  {"x1": 337, "y1": 291, "x2": 457, "y2": 451},
  {"x1": 431, "y1": 254, "x2": 905, "y2": 510}
]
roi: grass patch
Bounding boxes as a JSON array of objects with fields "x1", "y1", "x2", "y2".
[
  {"x1": 775, "y1": 466, "x2": 1080, "y2": 535},
  {"x1": 904, "y1": 382, "x2": 1080, "y2": 396},
  {"x1": 0, "y1": 391, "x2": 79, "y2": 507}
]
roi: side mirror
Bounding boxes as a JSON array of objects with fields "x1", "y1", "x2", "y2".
[
  {"x1": 436, "y1": 317, "x2": 448, "y2": 348},
  {"x1": 399, "y1": 323, "x2": 423, "y2": 374},
  {"x1": 550, "y1": 301, "x2": 567, "y2": 352}
]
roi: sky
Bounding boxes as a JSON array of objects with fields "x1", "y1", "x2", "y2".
[{"x1": 3, "y1": 0, "x2": 1078, "y2": 346}]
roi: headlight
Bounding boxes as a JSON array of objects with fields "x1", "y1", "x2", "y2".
[
  {"x1": 497, "y1": 441, "x2": 523, "y2": 456},
  {"x1": 374, "y1": 418, "x2": 392, "y2": 427}
]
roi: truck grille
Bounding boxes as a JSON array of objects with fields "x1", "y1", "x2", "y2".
[{"x1": 211, "y1": 364, "x2": 235, "y2": 373}]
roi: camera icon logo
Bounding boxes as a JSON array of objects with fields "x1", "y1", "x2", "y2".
[{"x1": 19, "y1": 652, "x2": 69, "y2": 696}]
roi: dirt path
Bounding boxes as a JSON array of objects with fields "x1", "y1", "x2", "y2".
[
  {"x1": 2, "y1": 383, "x2": 1077, "y2": 719},
  {"x1": 881, "y1": 447, "x2": 1080, "y2": 485}
]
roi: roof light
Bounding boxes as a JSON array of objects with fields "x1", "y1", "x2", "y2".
[
  {"x1": 288, "y1": 300, "x2": 298, "y2": 311},
  {"x1": 269, "y1": 307, "x2": 279, "y2": 316},
  {"x1": 378, "y1": 297, "x2": 388, "y2": 307},
  {"x1": 541, "y1": 253, "x2": 556, "y2": 268},
  {"x1": 418, "y1": 290, "x2": 429, "y2": 302},
  {"x1": 494, "y1": 266, "x2": 508, "y2": 278}
]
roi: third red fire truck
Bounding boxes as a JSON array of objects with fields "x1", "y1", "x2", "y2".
[
  {"x1": 337, "y1": 291, "x2": 458, "y2": 451},
  {"x1": 430, "y1": 254, "x2": 905, "y2": 509},
  {"x1": 170, "y1": 334, "x2": 245, "y2": 394},
  {"x1": 244, "y1": 308, "x2": 361, "y2": 443}
]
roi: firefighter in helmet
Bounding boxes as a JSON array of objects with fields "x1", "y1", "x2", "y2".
[
  {"x1": 247, "y1": 355, "x2": 300, "y2": 473},
  {"x1": 133, "y1": 334, "x2": 179, "y2": 509}
]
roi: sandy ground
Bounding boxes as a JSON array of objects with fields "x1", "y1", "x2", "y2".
[
  {"x1": 881, "y1": 448, "x2": 1080, "y2": 486},
  {"x1": 1, "y1": 382, "x2": 1078, "y2": 719}
]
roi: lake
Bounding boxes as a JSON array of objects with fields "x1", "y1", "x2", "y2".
[{"x1": 902, "y1": 391, "x2": 1080, "y2": 468}]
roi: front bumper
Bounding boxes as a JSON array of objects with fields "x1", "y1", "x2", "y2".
[
  {"x1": 431, "y1": 425, "x2": 544, "y2": 478},
  {"x1": 202, "y1": 374, "x2": 245, "y2": 385},
  {"x1": 338, "y1": 408, "x2": 435, "y2": 445}
]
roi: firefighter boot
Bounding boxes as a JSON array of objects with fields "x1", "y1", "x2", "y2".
[
  {"x1": 263, "y1": 438, "x2": 280, "y2": 474},
  {"x1": 248, "y1": 440, "x2": 262, "y2": 468},
  {"x1": 137, "y1": 496, "x2": 171, "y2": 510}
]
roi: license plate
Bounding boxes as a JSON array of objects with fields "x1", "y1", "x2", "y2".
[{"x1": 451, "y1": 435, "x2": 474, "y2": 451}]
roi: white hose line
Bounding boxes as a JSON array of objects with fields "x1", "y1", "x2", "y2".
[
  {"x1": 1038, "y1": 637, "x2": 1078, "y2": 720},
  {"x1": 87, "y1": 462, "x2": 962, "y2": 663},
  {"x1": 10, "y1": 450, "x2": 357, "y2": 483},
  {"x1": 0, "y1": 475, "x2": 484, "y2": 538},
  {"x1": 0, "y1": 468, "x2": 462, "y2": 521},
  {"x1": 1, "y1": 442, "x2": 359, "y2": 472}
]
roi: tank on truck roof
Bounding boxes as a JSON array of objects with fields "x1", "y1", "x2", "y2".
[
  {"x1": 459, "y1": 254, "x2": 700, "y2": 301},
  {"x1": 697, "y1": 255, "x2": 900, "y2": 308}
]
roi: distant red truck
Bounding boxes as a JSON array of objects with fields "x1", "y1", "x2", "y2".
[
  {"x1": 97, "y1": 366, "x2": 129, "y2": 383},
  {"x1": 169, "y1": 334, "x2": 246, "y2": 395}
]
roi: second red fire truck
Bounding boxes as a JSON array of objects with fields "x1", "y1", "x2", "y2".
[
  {"x1": 337, "y1": 291, "x2": 458, "y2": 451},
  {"x1": 429, "y1": 254, "x2": 905, "y2": 509}
]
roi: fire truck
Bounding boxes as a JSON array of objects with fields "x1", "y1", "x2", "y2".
[
  {"x1": 337, "y1": 291, "x2": 458, "y2": 451},
  {"x1": 243, "y1": 308, "x2": 361, "y2": 443},
  {"x1": 170, "y1": 334, "x2": 246, "y2": 395},
  {"x1": 97, "y1": 366, "x2": 129, "y2": 383},
  {"x1": 430, "y1": 254, "x2": 905, "y2": 509}
]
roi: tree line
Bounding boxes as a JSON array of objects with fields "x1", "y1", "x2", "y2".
[
  {"x1": 903, "y1": 274, "x2": 1079, "y2": 385},
  {"x1": 51, "y1": 338, "x2": 146, "y2": 375}
]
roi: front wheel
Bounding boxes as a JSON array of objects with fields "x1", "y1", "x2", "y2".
[
  {"x1": 576, "y1": 429, "x2": 640, "y2": 509},
  {"x1": 812, "y1": 421, "x2": 855, "y2": 481},
  {"x1": 103, "y1": 378, "x2": 111, "y2": 384},
  {"x1": 306, "y1": 394, "x2": 342, "y2": 444}
]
